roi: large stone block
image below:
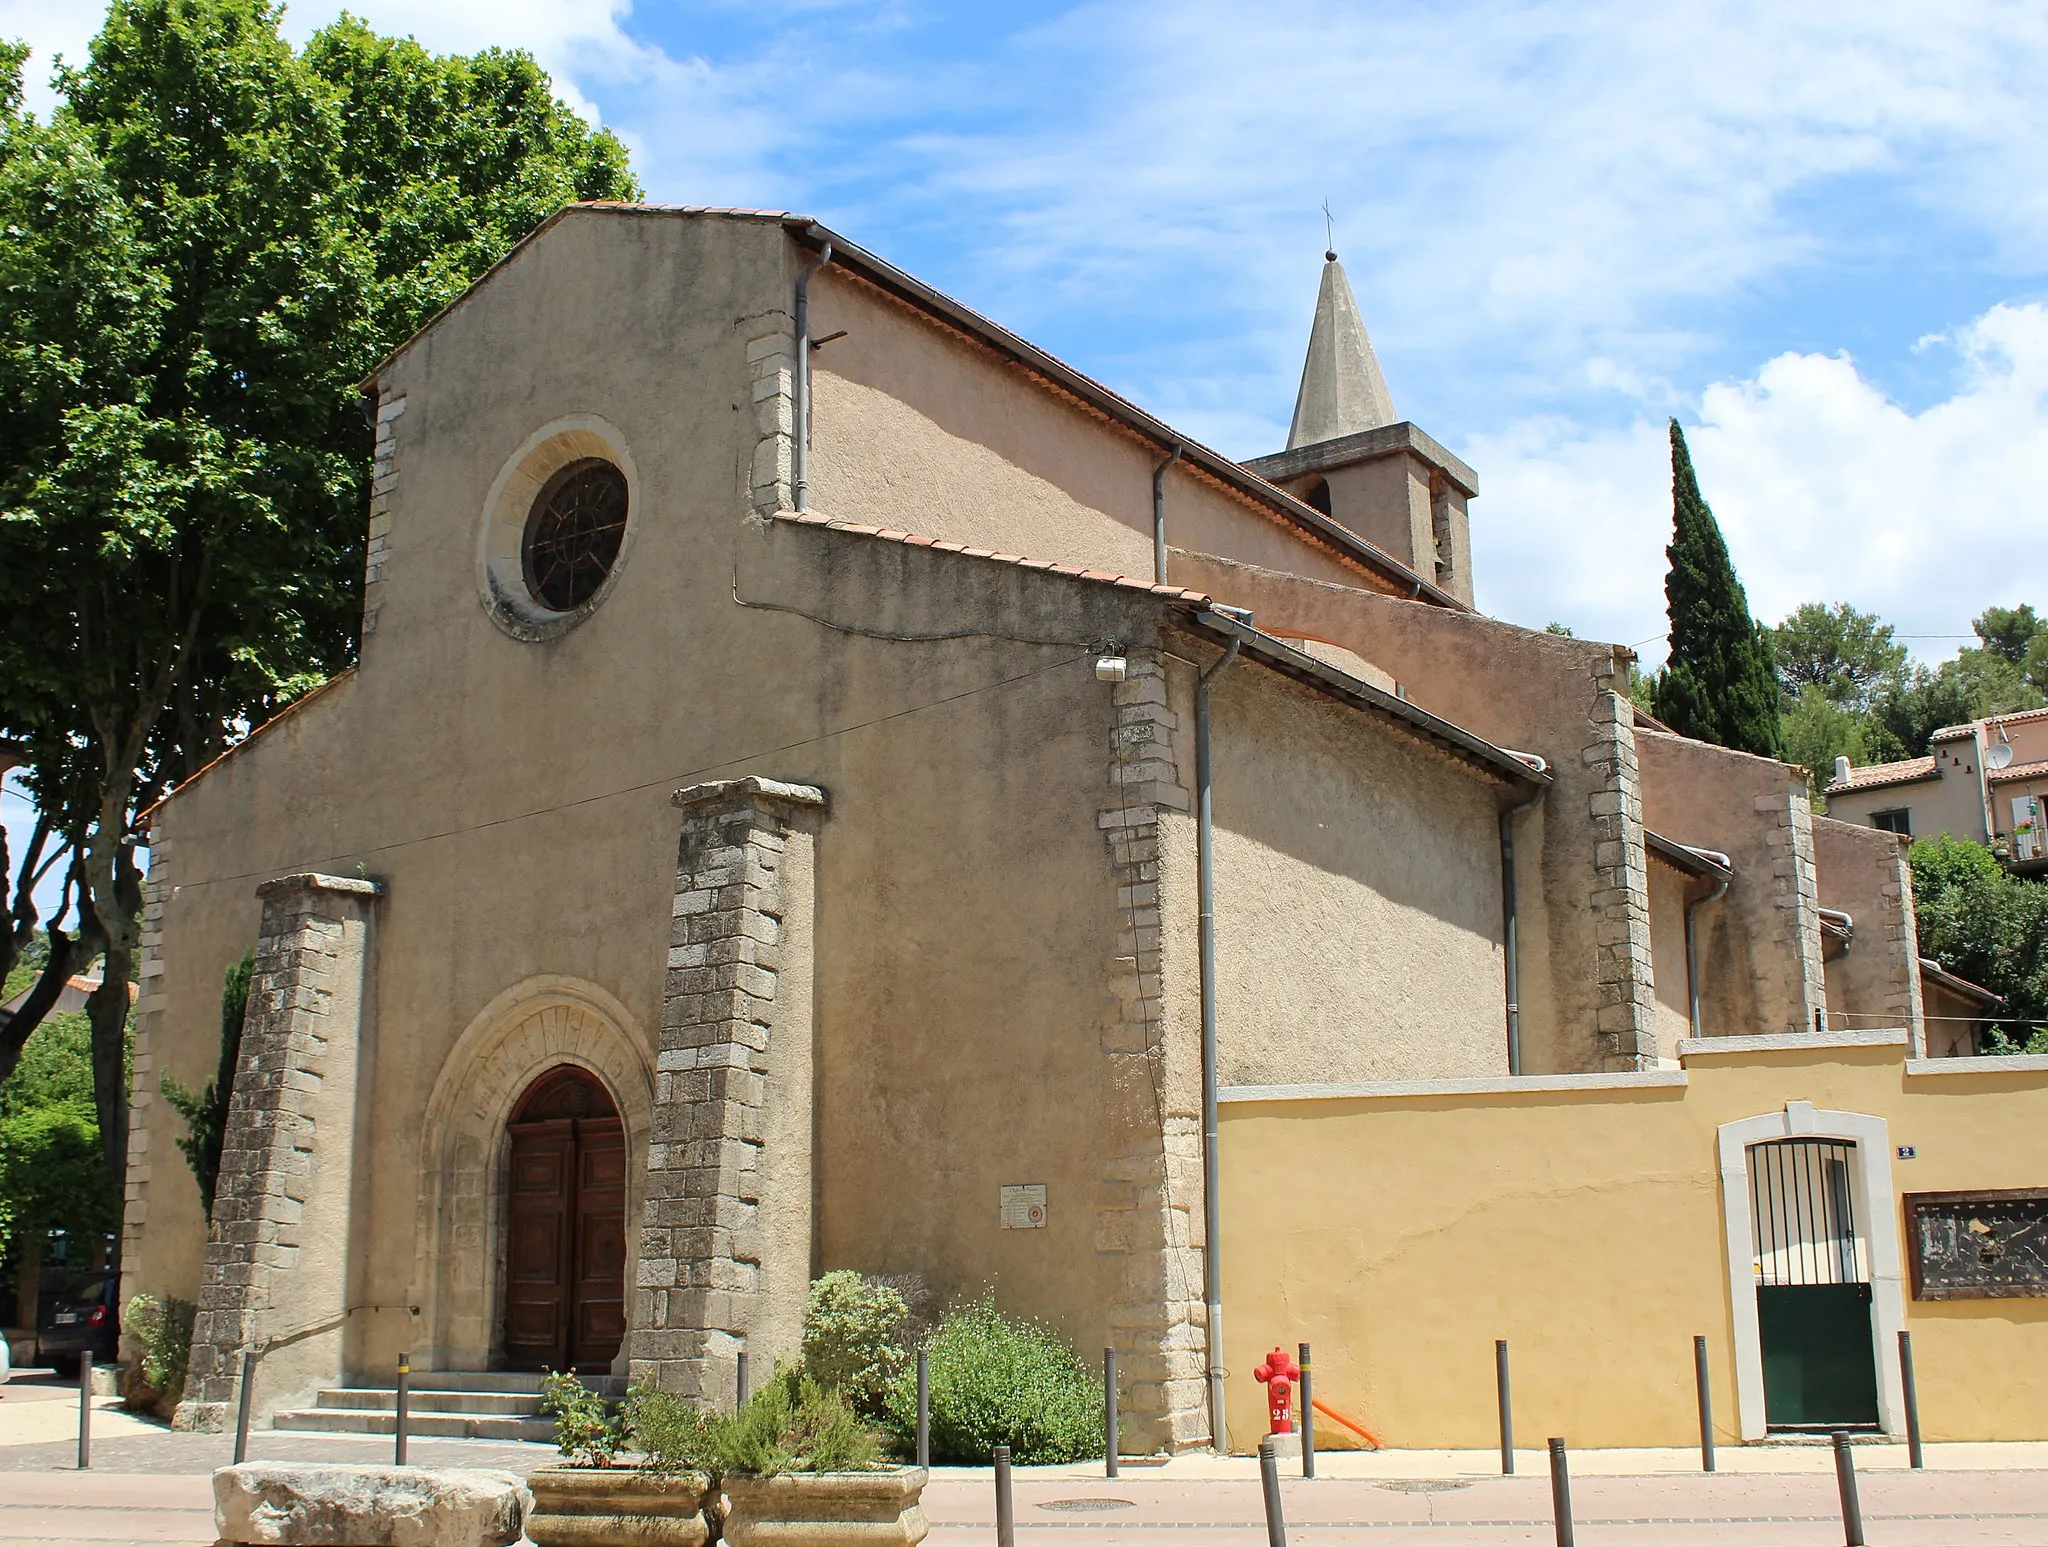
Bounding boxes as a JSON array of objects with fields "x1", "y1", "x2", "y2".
[{"x1": 212, "y1": 1464, "x2": 528, "y2": 1546}]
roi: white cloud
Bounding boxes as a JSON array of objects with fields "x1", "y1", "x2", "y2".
[{"x1": 1470, "y1": 302, "x2": 2048, "y2": 661}]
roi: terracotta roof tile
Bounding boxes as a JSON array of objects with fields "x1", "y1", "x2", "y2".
[
  {"x1": 1988, "y1": 757, "x2": 2048, "y2": 783},
  {"x1": 1933, "y1": 705, "x2": 2048, "y2": 741},
  {"x1": 1824, "y1": 756, "x2": 1937, "y2": 795}
]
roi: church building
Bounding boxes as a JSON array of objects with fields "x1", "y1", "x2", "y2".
[{"x1": 122, "y1": 207, "x2": 2040, "y2": 1455}]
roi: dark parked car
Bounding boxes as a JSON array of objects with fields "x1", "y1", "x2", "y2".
[{"x1": 39, "y1": 1270, "x2": 119, "y2": 1377}]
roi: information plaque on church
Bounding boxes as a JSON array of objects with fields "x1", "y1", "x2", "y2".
[{"x1": 1905, "y1": 1188, "x2": 2048, "y2": 1300}]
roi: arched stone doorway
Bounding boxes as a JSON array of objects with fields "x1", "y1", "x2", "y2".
[
  {"x1": 504, "y1": 1065, "x2": 627, "y2": 1372},
  {"x1": 413, "y1": 977, "x2": 653, "y2": 1375}
]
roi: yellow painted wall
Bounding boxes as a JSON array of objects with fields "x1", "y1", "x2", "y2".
[{"x1": 1220, "y1": 1040, "x2": 2048, "y2": 1450}]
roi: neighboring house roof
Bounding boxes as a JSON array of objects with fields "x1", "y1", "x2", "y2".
[
  {"x1": 1824, "y1": 756, "x2": 1936, "y2": 796},
  {"x1": 776, "y1": 512, "x2": 1549, "y2": 790},
  {"x1": 1932, "y1": 705, "x2": 2048, "y2": 743},
  {"x1": 1644, "y1": 831, "x2": 1734, "y2": 880},
  {"x1": 359, "y1": 203, "x2": 1468, "y2": 612},
  {"x1": 1919, "y1": 957, "x2": 2005, "y2": 1009},
  {"x1": 1987, "y1": 758, "x2": 2048, "y2": 785},
  {"x1": 0, "y1": 973, "x2": 137, "y2": 1018}
]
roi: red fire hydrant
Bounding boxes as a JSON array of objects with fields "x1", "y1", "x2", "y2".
[{"x1": 1253, "y1": 1346, "x2": 1301, "y2": 1434}]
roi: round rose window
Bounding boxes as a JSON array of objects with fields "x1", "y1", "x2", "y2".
[{"x1": 521, "y1": 459, "x2": 629, "y2": 613}]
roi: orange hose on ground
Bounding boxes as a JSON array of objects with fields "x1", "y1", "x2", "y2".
[{"x1": 1312, "y1": 1396, "x2": 1383, "y2": 1450}]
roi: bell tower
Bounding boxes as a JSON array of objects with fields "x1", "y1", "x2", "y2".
[{"x1": 1245, "y1": 250, "x2": 1477, "y2": 606}]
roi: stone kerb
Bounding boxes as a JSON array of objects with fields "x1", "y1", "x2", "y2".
[
  {"x1": 213, "y1": 1463, "x2": 528, "y2": 1547},
  {"x1": 177, "y1": 874, "x2": 382, "y2": 1433},
  {"x1": 629, "y1": 777, "x2": 825, "y2": 1403}
]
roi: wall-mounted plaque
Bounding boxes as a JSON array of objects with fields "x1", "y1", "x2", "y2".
[
  {"x1": 1905, "y1": 1189, "x2": 2048, "y2": 1300},
  {"x1": 1000, "y1": 1184, "x2": 1047, "y2": 1230}
]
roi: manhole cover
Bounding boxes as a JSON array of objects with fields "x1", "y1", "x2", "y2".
[
  {"x1": 1376, "y1": 1480, "x2": 1473, "y2": 1494},
  {"x1": 1038, "y1": 1498, "x2": 1138, "y2": 1513}
]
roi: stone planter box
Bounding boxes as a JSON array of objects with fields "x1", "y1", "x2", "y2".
[
  {"x1": 525, "y1": 1465, "x2": 715, "y2": 1547},
  {"x1": 213, "y1": 1463, "x2": 528, "y2": 1546},
  {"x1": 721, "y1": 1467, "x2": 928, "y2": 1547}
]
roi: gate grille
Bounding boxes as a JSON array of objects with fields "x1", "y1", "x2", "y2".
[{"x1": 1749, "y1": 1139, "x2": 1863, "y2": 1286}]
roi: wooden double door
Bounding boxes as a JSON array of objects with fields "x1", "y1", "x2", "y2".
[{"x1": 504, "y1": 1066, "x2": 627, "y2": 1372}]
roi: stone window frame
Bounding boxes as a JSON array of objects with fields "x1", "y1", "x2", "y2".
[
  {"x1": 413, "y1": 976, "x2": 654, "y2": 1374},
  {"x1": 477, "y1": 415, "x2": 641, "y2": 642}
]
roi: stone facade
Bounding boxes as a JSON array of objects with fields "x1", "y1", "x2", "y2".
[
  {"x1": 1583, "y1": 679, "x2": 1657, "y2": 1070},
  {"x1": 1767, "y1": 792, "x2": 1831, "y2": 1035},
  {"x1": 361, "y1": 392, "x2": 405, "y2": 638},
  {"x1": 629, "y1": 778, "x2": 824, "y2": 1403},
  {"x1": 1094, "y1": 651, "x2": 1208, "y2": 1449},
  {"x1": 177, "y1": 874, "x2": 382, "y2": 1430}
]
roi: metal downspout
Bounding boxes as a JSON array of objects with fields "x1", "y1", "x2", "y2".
[
  {"x1": 1152, "y1": 447, "x2": 1181, "y2": 586},
  {"x1": 1498, "y1": 786, "x2": 1545, "y2": 1076},
  {"x1": 792, "y1": 238, "x2": 834, "y2": 512},
  {"x1": 1196, "y1": 635, "x2": 1239, "y2": 1452},
  {"x1": 1685, "y1": 875, "x2": 1730, "y2": 1040}
]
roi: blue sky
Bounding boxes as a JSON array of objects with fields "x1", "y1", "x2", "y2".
[{"x1": 6, "y1": 0, "x2": 2048, "y2": 917}]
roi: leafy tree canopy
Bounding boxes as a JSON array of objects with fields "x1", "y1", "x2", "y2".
[
  {"x1": 1769, "y1": 602, "x2": 1907, "y2": 710},
  {"x1": 1651, "y1": 420, "x2": 1784, "y2": 758},
  {"x1": 1908, "y1": 836, "x2": 2048, "y2": 1036},
  {"x1": 0, "y1": 0, "x2": 637, "y2": 1194},
  {"x1": 0, "y1": 1010, "x2": 119, "y2": 1260}
]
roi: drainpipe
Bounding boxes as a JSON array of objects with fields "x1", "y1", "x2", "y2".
[
  {"x1": 1685, "y1": 875, "x2": 1730, "y2": 1040},
  {"x1": 1152, "y1": 446, "x2": 1181, "y2": 586},
  {"x1": 1497, "y1": 781, "x2": 1546, "y2": 1076},
  {"x1": 791, "y1": 237, "x2": 834, "y2": 512},
  {"x1": 1196, "y1": 633, "x2": 1239, "y2": 1454}
]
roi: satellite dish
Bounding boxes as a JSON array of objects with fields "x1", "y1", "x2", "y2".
[{"x1": 1989, "y1": 741, "x2": 2015, "y2": 771}]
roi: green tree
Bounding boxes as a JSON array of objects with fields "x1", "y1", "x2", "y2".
[
  {"x1": 0, "y1": 0, "x2": 637, "y2": 1194},
  {"x1": 1908, "y1": 836, "x2": 2048, "y2": 1037},
  {"x1": 1782, "y1": 684, "x2": 1892, "y2": 796},
  {"x1": 1972, "y1": 605, "x2": 2043, "y2": 667},
  {"x1": 158, "y1": 948, "x2": 250, "y2": 1218},
  {"x1": 0, "y1": 1010, "x2": 119, "y2": 1266},
  {"x1": 1768, "y1": 603, "x2": 1906, "y2": 709},
  {"x1": 1651, "y1": 421, "x2": 1784, "y2": 758}
]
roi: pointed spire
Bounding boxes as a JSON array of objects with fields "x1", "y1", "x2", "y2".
[{"x1": 1285, "y1": 252, "x2": 1396, "y2": 450}]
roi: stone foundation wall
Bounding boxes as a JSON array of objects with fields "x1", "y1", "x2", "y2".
[
  {"x1": 628, "y1": 777, "x2": 823, "y2": 1404},
  {"x1": 176, "y1": 874, "x2": 381, "y2": 1431}
]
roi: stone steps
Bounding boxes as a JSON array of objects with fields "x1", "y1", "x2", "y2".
[{"x1": 270, "y1": 1369, "x2": 621, "y2": 1442}]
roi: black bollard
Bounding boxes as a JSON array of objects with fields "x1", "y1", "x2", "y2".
[
  {"x1": 1694, "y1": 1336, "x2": 1715, "y2": 1472},
  {"x1": 1104, "y1": 1346, "x2": 1119, "y2": 1479},
  {"x1": 737, "y1": 1349, "x2": 750, "y2": 1408},
  {"x1": 77, "y1": 1351, "x2": 92, "y2": 1471},
  {"x1": 1547, "y1": 1437, "x2": 1573, "y2": 1547},
  {"x1": 1259, "y1": 1435, "x2": 1288, "y2": 1547},
  {"x1": 1496, "y1": 1340, "x2": 1514, "y2": 1475},
  {"x1": 233, "y1": 1350, "x2": 257, "y2": 1466},
  {"x1": 994, "y1": 1443, "x2": 1015, "y2": 1547},
  {"x1": 1899, "y1": 1329, "x2": 1924, "y2": 1469},
  {"x1": 915, "y1": 1349, "x2": 930, "y2": 1470},
  {"x1": 393, "y1": 1353, "x2": 411, "y2": 1466},
  {"x1": 1298, "y1": 1342, "x2": 1315, "y2": 1480},
  {"x1": 1833, "y1": 1431, "x2": 1864, "y2": 1546}
]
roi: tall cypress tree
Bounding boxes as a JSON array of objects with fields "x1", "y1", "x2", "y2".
[{"x1": 1651, "y1": 420, "x2": 1785, "y2": 758}]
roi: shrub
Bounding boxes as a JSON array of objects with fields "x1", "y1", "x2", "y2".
[
  {"x1": 123, "y1": 1293, "x2": 197, "y2": 1411},
  {"x1": 882, "y1": 1293, "x2": 1103, "y2": 1464},
  {"x1": 803, "y1": 1271, "x2": 909, "y2": 1416},
  {"x1": 628, "y1": 1365, "x2": 878, "y2": 1478},
  {"x1": 539, "y1": 1369, "x2": 626, "y2": 1467}
]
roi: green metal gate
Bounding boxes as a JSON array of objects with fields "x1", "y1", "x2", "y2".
[{"x1": 1749, "y1": 1139, "x2": 1880, "y2": 1429}]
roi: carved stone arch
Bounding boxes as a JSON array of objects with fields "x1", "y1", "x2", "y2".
[{"x1": 414, "y1": 976, "x2": 654, "y2": 1372}]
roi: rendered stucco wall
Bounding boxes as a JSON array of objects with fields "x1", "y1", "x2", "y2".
[
  {"x1": 1646, "y1": 861, "x2": 1696, "y2": 1061},
  {"x1": 1220, "y1": 1043, "x2": 2048, "y2": 1451},
  {"x1": 1204, "y1": 659, "x2": 1511, "y2": 1086},
  {"x1": 1811, "y1": 816, "x2": 1923, "y2": 1040},
  {"x1": 1167, "y1": 551, "x2": 1654, "y2": 1074},
  {"x1": 805, "y1": 269, "x2": 1380, "y2": 593},
  {"x1": 1637, "y1": 730, "x2": 1827, "y2": 1038}
]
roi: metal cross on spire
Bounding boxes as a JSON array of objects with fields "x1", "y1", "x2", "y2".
[{"x1": 1322, "y1": 198, "x2": 1336, "y2": 262}]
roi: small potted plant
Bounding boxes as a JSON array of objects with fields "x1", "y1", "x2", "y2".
[
  {"x1": 525, "y1": 1371, "x2": 715, "y2": 1547},
  {"x1": 695, "y1": 1368, "x2": 927, "y2": 1547}
]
